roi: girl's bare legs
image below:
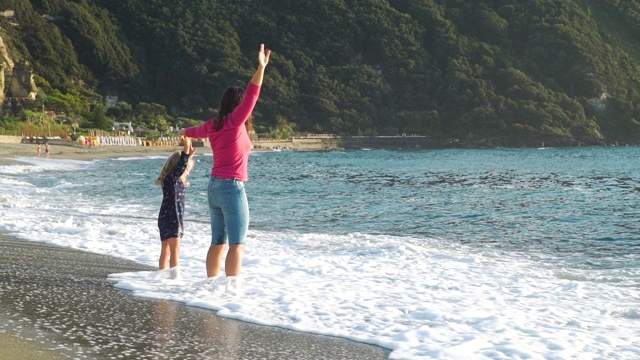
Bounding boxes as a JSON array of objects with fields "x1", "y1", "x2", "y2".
[
  {"x1": 169, "y1": 238, "x2": 180, "y2": 268},
  {"x1": 206, "y1": 244, "x2": 245, "y2": 277},
  {"x1": 159, "y1": 237, "x2": 180, "y2": 269}
]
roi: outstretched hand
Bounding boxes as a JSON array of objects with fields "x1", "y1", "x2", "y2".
[
  {"x1": 181, "y1": 135, "x2": 192, "y2": 154},
  {"x1": 250, "y1": 43, "x2": 271, "y2": 86},
  {"x1": 258, "y1": 43, "x2": 271, "y2": 68}
]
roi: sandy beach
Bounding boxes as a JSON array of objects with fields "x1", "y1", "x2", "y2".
[
  {"x1": 0, "y1": 142, "x2": 391, "y2": 359},
  {"x1": 0, "y1": 142, "x2": 179, "y2": 163}
]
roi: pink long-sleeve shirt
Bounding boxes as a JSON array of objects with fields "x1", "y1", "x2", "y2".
[{"x1": 185, "y1": 83, "x2": 261, "y2": 182}]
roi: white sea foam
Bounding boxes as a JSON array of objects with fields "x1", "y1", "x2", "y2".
[
  {"x1": 11, "y1": 156, "x2": 95, "y2": 170},
  {"x1": 1, "y1": 158, "x2": 639, "y2": 359}
]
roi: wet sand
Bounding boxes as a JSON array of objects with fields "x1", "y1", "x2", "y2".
[
  {"x1": 0, "y1": 332, "x2": 67, "y2": 360},
  {"x1": 0, "y1": 143, "x2": 391, "y2": 359},
  {"x1": 0, "y1": 235, "x2": 390, "y2": 359}
]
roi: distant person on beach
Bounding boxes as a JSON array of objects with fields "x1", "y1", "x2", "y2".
[
  {"x1": 37, "y1": 144, "x2": 41, "y2": 157},
  {"x1": 179, "y1": 43, "x2": 271, "y2": 279},
  {"x1": 45, "y1": 143, "x2": 50, "y2": 158},
  {"x1": 155, "y1": 136, "x2": 197, "y2": 271}
]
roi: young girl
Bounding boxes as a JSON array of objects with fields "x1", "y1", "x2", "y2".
[{"x1": 155, "y1": 136, "x2": 196, "y2": 271}]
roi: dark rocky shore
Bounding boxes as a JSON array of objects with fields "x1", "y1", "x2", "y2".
[{"x1": 253, "y1": 136, "x2": 631, "y2": 151}]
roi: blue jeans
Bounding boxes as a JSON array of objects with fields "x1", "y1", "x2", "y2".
[{"x1": 207, "y1": 177, "x2": 249, "y2": 245}]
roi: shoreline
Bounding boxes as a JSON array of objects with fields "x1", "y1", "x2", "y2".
[
  {"x1": 0, "y1": 146, "x2": 391, "y2": 359},
  {"x1": 0, "y1": 142, "x2": 179, "y2": 162},
  {"x1": 1, "y1": 139, "x2": 632, "y2": 163},
  {"x1": 0, "y1": 141, "x2": 315, "y2": 164},
  {"x1": 0, "y1": 233, "x2": 390, "y2": 359}
]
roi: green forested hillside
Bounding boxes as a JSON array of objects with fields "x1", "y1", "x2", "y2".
[{"x1": 1, "y1": 0, "x2": 640, "y2": 145}]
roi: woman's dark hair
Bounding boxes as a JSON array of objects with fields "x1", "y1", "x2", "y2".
[{"x1": 214, "y1": 86, "x2": 253, "y2": 133}]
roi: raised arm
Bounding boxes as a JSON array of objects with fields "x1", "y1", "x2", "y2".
[
  {"x1": 181, "y1": 135, "x2": 191, "y2": 154},
  {"x1": 250, "y1": 44, "x2": 271, "y2": 86},
  {"x1": 224, "y1": 44, "x2": 271, "y2": 128}
]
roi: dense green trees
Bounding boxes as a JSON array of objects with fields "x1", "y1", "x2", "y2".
[{"x1": 1, "y1": 0, "x2": 639, "y2": 144}]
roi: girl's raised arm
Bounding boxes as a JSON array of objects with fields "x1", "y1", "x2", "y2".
[{"x1": 181, "y1": 135, "x2": 191, "y2": 154}]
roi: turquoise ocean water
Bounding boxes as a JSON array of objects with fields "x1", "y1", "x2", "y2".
[
  {"x1": 2, "y1": 147, "x2": 639, "y2": 358},
  {"x1": 249, "y1": 148, "x2": 640, "y2": 279}
]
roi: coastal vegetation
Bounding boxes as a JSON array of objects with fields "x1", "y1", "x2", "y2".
[{"x1": 1, "y1": 0, "x2": 640, "y2": 146}]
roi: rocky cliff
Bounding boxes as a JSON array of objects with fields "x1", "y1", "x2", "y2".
[
  {"x1": 0, "y1": 35, "x2": 13, "y2": 105},
  {"x1": 0, "y1": 34, "x2": 38, "y2": 111}
]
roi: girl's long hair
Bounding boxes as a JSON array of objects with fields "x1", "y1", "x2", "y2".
[
  {"x1": 214, "y1": 86, "x2": 253, "y2": 133},
  {"x1": 155, "y1": 152, "x2": 193, "y2": 187}
]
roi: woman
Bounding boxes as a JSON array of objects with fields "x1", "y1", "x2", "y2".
[{"x1": 180, "y1": 43, "x2": 271, "y2": 278}]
